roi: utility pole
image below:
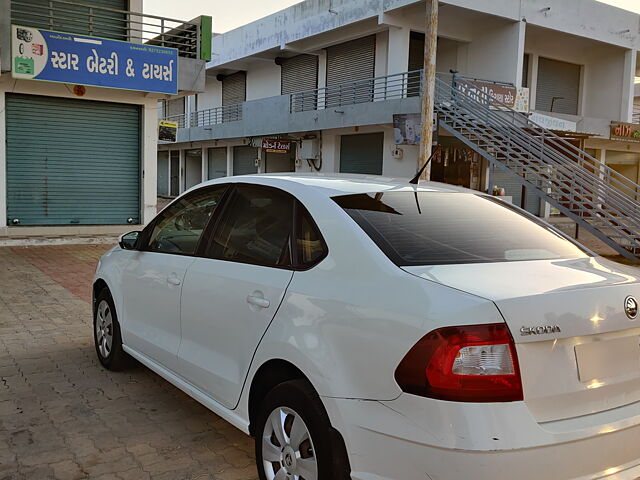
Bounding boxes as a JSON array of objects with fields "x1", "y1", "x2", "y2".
[{"x1": 418, "y1": 0, "x2": 438, "y2": 180}]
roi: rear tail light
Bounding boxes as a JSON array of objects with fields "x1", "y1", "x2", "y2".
[{"x1": 394, "y1": 323, "x2": 523, "y2": 402}]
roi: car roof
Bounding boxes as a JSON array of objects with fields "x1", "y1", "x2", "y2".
[{"x1": 196, "y1": 173, "x2": 474, "y2": 198}]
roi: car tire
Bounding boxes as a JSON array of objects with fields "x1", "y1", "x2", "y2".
[
  {"x1": 255, "y1": 379, "x2": 351, "y2": 480},
  {"x1": 93, "y1": 288, "x2": 129, "y2": 371}
]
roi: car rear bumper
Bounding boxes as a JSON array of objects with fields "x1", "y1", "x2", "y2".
[{"x1": 322, "y1": 394, "x2": 640, "y2": 480}]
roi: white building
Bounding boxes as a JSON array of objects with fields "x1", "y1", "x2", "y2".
[
  {"x1": 161, "y1": 0, "x2": 640, "y2": 212},
  {"x1": 0, "y1": 0, "x2": 209, "y2": 241}
]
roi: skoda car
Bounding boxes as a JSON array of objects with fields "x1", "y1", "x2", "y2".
[{"x1": 93, "y1": 174, "x2": 640, "y2": 480}]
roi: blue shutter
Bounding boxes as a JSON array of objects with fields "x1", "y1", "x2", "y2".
[{"x1": 6, "y1": 94, "x2": 141, "y2": 226}]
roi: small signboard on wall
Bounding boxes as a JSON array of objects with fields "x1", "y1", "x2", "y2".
[
  {"x1": 611, "y1": 122, "x2": 640, "y2": 143},
  {"x1": 158, "y1": 120, "x2": 178, "y2": 142},
  {"x1": 262, "y1": 138, "x2": 291, "y2": 153}
]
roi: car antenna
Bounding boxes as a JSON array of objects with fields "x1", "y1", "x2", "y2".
[{"x1": 409, "y1": 146, "x2": 440, "y2": 185}]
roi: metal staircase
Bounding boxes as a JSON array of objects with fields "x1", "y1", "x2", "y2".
[{"x1": 433, "y1": 74, "x2": 640, "y2": 261}]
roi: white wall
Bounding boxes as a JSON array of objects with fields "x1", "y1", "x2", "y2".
[
  {"x1": 0, "y1": 75, "x2": 159, "y2": 233},
  {"x1": 246, "y1": 61, "x2": 281, "y2": 101},
  {"x1": 197, "y1": 76, "x2": 222, "y2": 110},
  {"x1": 526, "y1": 25, "x2": 629, "y2": 121}
]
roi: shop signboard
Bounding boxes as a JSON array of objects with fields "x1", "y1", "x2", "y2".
[
  {"x1": 610, "y1": 121, "x2": 640, "y2": 143},
  {"x1": 529, "y1": 112, "x2": 577, "y2": 132},
  {"x1": 262, "y1": 138, "x2": 291, "y2": 153},
  {"x1": 158, "y1": 120, "x2": 178, "y2": 142},
  {"x1": 11, "y1": 25, "x2": 178, "y2": 94},
  {"x1": 456, "y1": 79, "x2": 529, "y2": 112}
]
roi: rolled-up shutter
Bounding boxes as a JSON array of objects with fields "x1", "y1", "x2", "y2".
[
  {"x1": 6, "y1": 94, "x2": 140, "y2": 226},
  {"x1": 326, "y1": 35, "x2": 375, "y2": 86},
  {"x1": 536, "y1": 58, "x2": 581, "y2": 115},
  {"x1": 281, "y1": 55, "x2": 318, "y2": 94},
  {"x1": 222, "y1": 72, "x2": 247, "y2": 106},
  {"x1": 233, "y1": 146, "x2": 258, "y2": 175}
]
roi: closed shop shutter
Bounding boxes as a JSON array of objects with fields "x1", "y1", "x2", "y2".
[
  {"x1": 233, "y1": 146, "x2": 258, "y2": 175},
  {"x1": 281, "y1": 54, "x2": 318, "y2": 94},
  {"x1": 491, "y1": 166, "x2": 540, "y2": 216},
  {"x1": 326, "y1": 35, "x2": 375, "y2": 86},
  {"x1": 340, "y1": 133, "x2": 383, "y2": 175},
  {"x1": 222, "y1": 72, "x2": 247, "y2": 106},
  {"x1": 6, "y1": 94, "x2": 140, "y2": 226},
  {"x1": 536, "y1": 57, "x2": 581, "y2": 115},
  {"x1": 12, "y1": 0, "x2": 128, "y2": 40},
  {"x1": 208, "y1": 147, "x2": 227, "y2": 179},
  {"x1": 326, "y1": 36, "x2": 376, "y2": 107},
  {"x1": 157, "y1": 151, "x2": 169, "y2": 197}
]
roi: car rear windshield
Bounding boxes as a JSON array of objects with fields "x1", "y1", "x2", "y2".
[{"x1": 333, "y1": 191, "x2": 588, "y2": 266}]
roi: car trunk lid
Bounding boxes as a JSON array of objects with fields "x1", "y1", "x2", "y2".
[{"x1": 403, "y1": 257, "x2": 640, "y2": 422}]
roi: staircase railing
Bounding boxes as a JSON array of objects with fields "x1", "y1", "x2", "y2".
[{"x1": 433, "y1": 73, "x2": 640, "y2": 259}]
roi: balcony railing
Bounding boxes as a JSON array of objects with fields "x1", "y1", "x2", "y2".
[
  {"x1": 10, "y1": 0, "x2": 204, "y2": 58},
  {"x1": 633, "y1": 103, "x2": 640, "y2": 124},
  {"x1": 290, "y1": 70, "x2": 423, "y2": 112},
  {"x1": 161, "y1": 104, "x2": 243, "y2": 129},
  {"x1": 189, "y1": 104, "x2": 243, "y2": 127}
]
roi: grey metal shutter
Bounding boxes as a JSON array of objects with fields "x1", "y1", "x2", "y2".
[
  {"x1": 157, "y1": 151, "x2": 169, "y2": 197},
  {"x1": 326, "y1": 35, "x2": 375, "y2": 86},
  {"x1": 233, "y1": 146, "x2": 258, "y2": 175},
  {"x1": 536, "y1": 57, "x2": 581, "y2": 115},
  {"x1": 281, "y1": 55, "x2": 318, "y2": 94},
  {"x1": 12, "y1": 0, "x2": 128, "y2": 40},
  {"x1": 6, "y1": 94, "x2": 140, "y2": 226},
  {"x1": 223, "y1": 72, "x2": 247, "y2": 106},
  {"x1": 208, "y1": 147, "x2": 227, "y2": 179},
  {"x1": 340, "y1": 133, "x2": 383, "y2": 175}
]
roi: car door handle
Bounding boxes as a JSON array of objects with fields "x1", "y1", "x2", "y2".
[
  {"x1": 167, "y1": 273, "x2": 182, "y2": 286},
  {"x1": 246, "y1": 295, "x2": 270, "y2": 309}
]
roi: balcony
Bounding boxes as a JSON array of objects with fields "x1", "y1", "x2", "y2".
[
  {"x1": 1, "y1": 0, "x2": 211, "y2": 92},
  {"x1": 634, "y1": 104, "x2": 640, "y2": 124},
  {"x1": 165, "y1": 70, "x2": 424, "y2": 143}
]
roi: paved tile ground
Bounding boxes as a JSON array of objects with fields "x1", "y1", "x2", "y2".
[{"x1": 0, "y1": 245, "x2": 257, "y2": 480}]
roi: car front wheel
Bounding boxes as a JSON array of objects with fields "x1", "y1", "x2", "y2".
[{"x1": 255, "y1": 379, "x2": 350, "y2": 480}]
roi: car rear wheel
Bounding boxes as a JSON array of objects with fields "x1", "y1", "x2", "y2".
[
  {"x1": 93, "y1": 288, "x2": 128, "y2": 370},
  {"x1": 255, "y1": 379, "x2": 350, "y2": 480}
]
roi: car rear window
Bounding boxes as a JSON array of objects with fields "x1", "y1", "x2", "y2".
[{"x1": 333, "y1": 191, "x2": 588, "y2": 266}]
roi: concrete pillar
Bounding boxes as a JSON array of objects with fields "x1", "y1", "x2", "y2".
[
  {"x1": 321, "y1": 134, "x2": 340, "y2": 173},
  {"x1": 621, "y1": 49, "x2": 637, "y2": 122},
  {"x1": 179, "y1": 149, "x2": 185, "y2": 193},
  {"x1": 387, "y1": 27, "x2": 410, "y2": 75},
  {"x1": 530, "y1": 55, "x2": 539, "y2": 110},
  {"x1": 226, "y1": 145, "x2": 233, "y2": 176},
  {"x1": 317, "y1": 50, "x2": 327, "y2": 109},
  {"x1": 142, "y1": 101, "x2": 158, "y2": 225},
  {"x1": 202, "y1": 147, "x2": 208, "y2": 182}
]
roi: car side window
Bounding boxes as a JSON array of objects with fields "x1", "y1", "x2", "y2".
[
  {"x1": 207, "y1": 185, "x2": 294, "y2": 268},
  {"x1": 146, "y1": 186, "x2": 227, "y2": 255},
  {"x1": 295, "y1": 203, "x2": 328, "y2": 268}
]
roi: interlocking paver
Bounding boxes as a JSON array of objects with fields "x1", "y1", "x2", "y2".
[{"x1": 0, "y1": 245, "x2": 257, "y2": 479}]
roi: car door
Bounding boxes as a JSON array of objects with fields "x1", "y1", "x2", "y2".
[
  {"x1": 120, "y1": 185, "x2": 228, "y2": 372},
  {"x1": 178, "y1": 184, "x2": 296, "y2": 409}
]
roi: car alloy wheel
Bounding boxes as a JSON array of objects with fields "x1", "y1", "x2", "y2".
[
  {"x1": 95, "y1": 299, "x2": 114, "y2": 359},
  {"x1": 261, "y1": 406, "x2": 318, "y2": 480}
]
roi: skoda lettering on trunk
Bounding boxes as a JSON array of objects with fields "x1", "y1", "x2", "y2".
[{"x1": 520, "y1": 325, "x2": 561, "y2": 336}]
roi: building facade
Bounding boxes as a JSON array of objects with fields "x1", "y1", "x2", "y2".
[
  {"x1": 161, "y1": 0, "x2": 640, "y2": 221},
  {"x1": 0, "y1": 0, "x2": 210, "y2": 240}
]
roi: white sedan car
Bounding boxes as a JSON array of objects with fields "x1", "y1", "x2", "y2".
[{"x1": 93, "y1": 174, "x2": 640, "y2": 480}]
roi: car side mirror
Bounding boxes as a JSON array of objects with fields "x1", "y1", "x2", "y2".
[{"x1": 119, "y1": 231, "x2": 141, "y2": 250}]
